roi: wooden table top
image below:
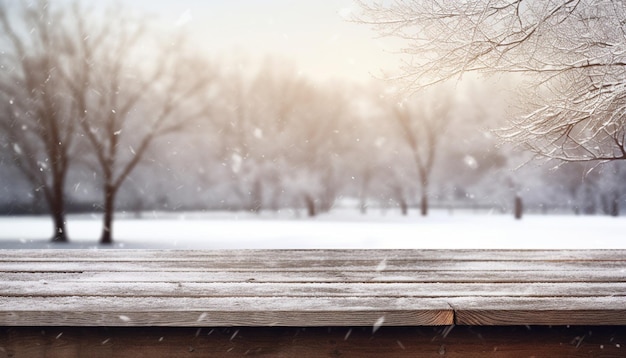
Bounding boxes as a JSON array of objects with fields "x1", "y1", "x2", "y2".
[{"x1": 1, "y1": 249, "x2": 625, "y2": 327}]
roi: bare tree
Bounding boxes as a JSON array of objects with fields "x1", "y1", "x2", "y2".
[
  {"x1": 213, "y1": 60, "x2": 352, "y2": 216},
  {"x1": 357, "y1": 0, "x2": 626, "y2": 161},
  {"x1": 211, "y1": 60, "x2": 309, "y2": 213},
  {"x1": 63, "y1": 4, "x2": 214, "y2": 244},
  {"x1": 0, "y1": 1, "x2": 77, "y2": 242},
  {"x1": 286, "y1": 86, "x2": 350, "y2": 216},
  {"x1": 391, "y1": 93, "x2": 453, "y2": 216}
]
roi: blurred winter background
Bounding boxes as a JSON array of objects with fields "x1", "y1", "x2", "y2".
[{"x1": 1, "y1": 0, "x2": 625, "y2": 248}]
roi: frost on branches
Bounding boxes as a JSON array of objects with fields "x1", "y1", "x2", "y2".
[{"x1": 357, "y1": 0, "x2": 626, "y2": 161}]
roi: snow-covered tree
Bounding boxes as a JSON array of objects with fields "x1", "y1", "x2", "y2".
[{"x1": 357, "y1": 0, "x2": 626, "y2": 161}]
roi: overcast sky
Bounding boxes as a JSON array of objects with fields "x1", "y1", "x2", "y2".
[{"x1": 121, "y1": 0, "x2": 400, "y2": 84}]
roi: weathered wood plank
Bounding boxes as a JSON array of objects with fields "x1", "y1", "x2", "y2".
[
  {"x1": 0, "y1": 297, "x2": 453, "y2": 326},
  {"x1": 1, "y1": 249, "x2": 625, "y2": 327},
  {"x1": 451, "y1": 297, "x2": 626, "y2": 325},
  {"x1": 3, "y1": 269, "x2": 625, "y2": 283},
  {"x1": 2, "y1": 281, "x2": 625, "y2": 298},
  {"x1": 2, "y1": 326, "x2": 625, "y2": 358},
  {"x1": 2, "y1": 249, "x2": 626, "y2": 261},
  {"x1": 2, "y1": 260, "x2": 624, "y2": 272}
]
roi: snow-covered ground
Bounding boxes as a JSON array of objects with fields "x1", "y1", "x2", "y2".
[{"x1": 0, "y1": 209, "x2": 624, "y2": 249}]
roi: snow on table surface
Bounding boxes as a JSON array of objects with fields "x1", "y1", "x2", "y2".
[{"x1": 0, "y1": 209, "x2": 624, "y2": 249}]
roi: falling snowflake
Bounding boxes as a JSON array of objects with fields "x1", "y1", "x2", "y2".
[
  {"x1": 119, "y1": 315, "x2": 131, "y2": 322},
  {"x1": 376, "y1": 259, "x2": 387, "y2": 272},
  {"x1": 463, "y1": 155, "x2": 478, "y2": 169},
  {"x1": 373, "y1": 316, "x2": 385, "y2": 333},
  {"x1": 230, "y1": 329, "x2": 239, "y2": 341},
  {"x1": 197, "y1": 312, "x2": 208, "y2": 322}
]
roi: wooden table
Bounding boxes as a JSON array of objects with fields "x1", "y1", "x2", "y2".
[{"x1": 1, "y1": 249, "x2": 625, "y2": 357}]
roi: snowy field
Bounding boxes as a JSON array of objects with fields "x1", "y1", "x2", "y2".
[{"x1": 0, "y1": 209, "x2": 625, "y2": 249}]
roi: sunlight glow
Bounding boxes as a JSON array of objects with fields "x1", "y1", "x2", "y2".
[{"x1": 121, "y1": 0, "x2": 400, "y2": 84}]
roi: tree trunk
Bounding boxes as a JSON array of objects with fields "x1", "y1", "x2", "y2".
[
  {"x1": 514, "y1": 195, "x2": 523, "y2": 220},
  {"x1": 250, "y1": 178, "x2": 262, "y2": 214},
  {"x1": 304, "y1": 195, "x2": 316, "y2": 217},
  {"x1": 100, "y1": 185, "x2": 117, "y2": 245},
  {"x1": 400, "y1": 199, "x2": 408, "y2": 216},
  {"x1": 50, "y1": 203, "x2": 68, "y2": 243},
  {"x1": 359, "y1": 170, "x2": 370, "y2": 215},
  {"x1": 611, "y1": 194, "x2": 619, "y2": 217},
  {"x1": 420, "y1": 175, "x2": 429, "y2": 217},
  {"x1": 50, "y1": 178, "x2": 68, "y2": 243}
]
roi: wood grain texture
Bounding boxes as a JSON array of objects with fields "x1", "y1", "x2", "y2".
[
  {"x1": 2, "y1": 249, "x2": 626, "y2": 261},
  {"x1": 450, "y1": 297, "x2": 626, "y2": 325},
  {"x1": 1, "y1": 260, "x2": 623, "y2": 272},
  {"x1": 0, "y1": 297, "x2": 453, "y2": 326},
  {"x1": 0, "y1": 249, "x2": 625, "y2": 327},
  {"x1": 3, "y1": 269, "x2": 625, "y2": 283},
  {"x1": 2, "y1": 281, "x2": 625, "y2": 298}
]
